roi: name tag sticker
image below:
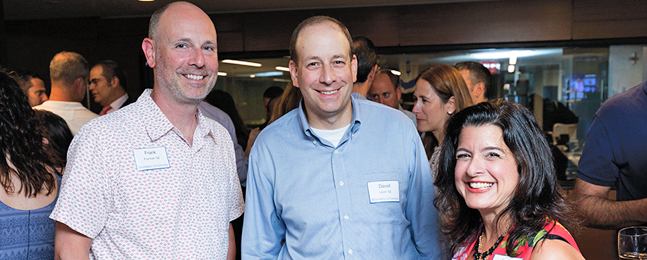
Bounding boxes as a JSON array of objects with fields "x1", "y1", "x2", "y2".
[
  {"x1": 492, "y1": 255, "x2": 522, "y2": 260},
  {"x1": 133, "y1": 146, "x2": 170, "y2": 171},
  {"x1": 367, "y1": 181, "x2": 399, "y2": 203}
]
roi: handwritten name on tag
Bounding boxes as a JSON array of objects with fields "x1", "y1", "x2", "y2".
[
  {"x1": 368, "y1": 181, "x2": 399, "y2": 203},
  {"x1": 133, "y1": 146, "x2": 170, "y2": 171},
  {"x1": 492, "y1": 254, "x2": 522, "y2": 260}
]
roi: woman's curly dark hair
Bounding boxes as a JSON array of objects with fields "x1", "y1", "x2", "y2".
[
  {"x1": 0, "y1": 68, "x2": 56, "y2": 196},
  {"x1": 434, "y1": 100, "x2": 576, "y2": 256}
]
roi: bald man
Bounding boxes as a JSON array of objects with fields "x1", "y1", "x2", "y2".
[{"x1": 51, "y1": 2, "x2": 243, "y2": 259}]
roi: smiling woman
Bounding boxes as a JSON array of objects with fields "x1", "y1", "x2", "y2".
[{"x1": 434, "y1": 100, "x2": 585, "y2": 260}]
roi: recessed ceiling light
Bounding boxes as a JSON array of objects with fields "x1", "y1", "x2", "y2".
[
  {"x1": 139, "y1": 0, "x2": 154, "y2": 2},
  {"x1": 275, "y1": 66, "x2": 289, "y2": 72},
  {"x1": 222, "y1": 59, "x2": 262, "y2": 67},
  {"x1": 217, "y1": 72, "x2": 227, "y2": 76}
]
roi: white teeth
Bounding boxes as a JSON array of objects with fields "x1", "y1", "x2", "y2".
[
  {"x1": 185, "y1": 74, "x2": 205, "y2": 80},
  {"x1": 320, "y1": 89, "x2": 338, "y2": 95},
  {"x1": 469, "y1": 182, "x2": 493, "y2": 189}
]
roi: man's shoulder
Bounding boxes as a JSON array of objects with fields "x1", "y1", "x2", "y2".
[{"x1": 597, "y1": 82, "x2": 647, "y2": 119}]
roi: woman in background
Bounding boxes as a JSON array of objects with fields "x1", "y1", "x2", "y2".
[
  {"x1": 33, "y1": 109, "x2": 73, "y2": 174},
  {"x1": 246, "y1": 81, "x2": 302, "y2": 157},
  {"x1": 205, "y1": 89, "x2": 249, "y2": 149},
  {"x1": 412, "y1": 64, "x2": 472, "y2": 170},
  {"x1": 0, "y1": 69, "x2": 61, "y2": 259},
  {"x1": 434, "y1": 101, "x2": 583, "y2": 260}
]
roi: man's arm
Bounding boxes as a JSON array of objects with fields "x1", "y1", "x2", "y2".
[
  {"x1": 227, "y1": 223, "x2": 235, "y2": 260},
  {"x1": 572, "y1": 178, "x2": 647, "y2": 229},
  {"x1": 54, "y1": 222, "x2": 92, "y2": 260}
]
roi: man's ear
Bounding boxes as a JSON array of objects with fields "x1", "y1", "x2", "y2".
[
  {"x1": 475, "y1": 82, "x2": 485, "y2": 100},
  {"x1": 289, "y1": 60, "x2": 299, "y2": 88},
  {"x1": 351, "y1": 54, "x2": 358, "y2": 83},
  {"x1": 74, "y1": 77, "x2": 86, "y2": 100},
  {"x1": 366, "y1": 64, "x2": 378, "y2": 82},
  {"x1": 110, "y1": 76, "x2": 120, "y2": 89},
  {"x1": 142, "y1": 38, "x2": 156, "y2": 68},
  {"x1": 396, "y1": 85, "x2": 402, "y2": 102}
]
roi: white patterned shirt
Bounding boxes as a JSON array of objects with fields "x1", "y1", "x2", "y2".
[{"x1": 50, "y1": 89, "x2": 244, "y2": 259}]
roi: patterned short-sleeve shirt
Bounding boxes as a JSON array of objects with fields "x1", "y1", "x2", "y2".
[{"x1": 50, "y1": 89, "x2": 244, "y2": 259}]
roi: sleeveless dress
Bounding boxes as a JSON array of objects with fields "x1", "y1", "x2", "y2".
[
  {"x1": 0, "y1": 174, "x2": 61, "y2": 260},
  {"x1": 452, "y1": 220, "x2": 580, "y2": 260}
]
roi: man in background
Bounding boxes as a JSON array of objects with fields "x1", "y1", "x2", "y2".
[
  {"x1": 89, "y1": 60, "x2": 133, "y2": 115},
  {"x1": 351, "y1": 36, "x2": 377, "y2": 100},
  {"x1": 572, "y1": 80, "x2": 647, "y2": 230},
  {"x1": 455, "y1": 61, "x2": 492, "y2": 104},
  {"x1": 34, "y1": 51, "x2": 97, "y2": 135},
  {"x1": 10, "y1": 69, "x2": 48, "y2": 107},
  {"x1": 368, "y1": 68, "x2": 417, "y2": 127}
]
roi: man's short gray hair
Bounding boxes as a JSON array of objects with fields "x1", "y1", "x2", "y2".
[{"x1": 49, "y1": 51, "x2": 89, "y2": 86}]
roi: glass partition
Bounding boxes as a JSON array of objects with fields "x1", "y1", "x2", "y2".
[{"x1": 215, "y1": 46, "x2": 626, "y2": 180}]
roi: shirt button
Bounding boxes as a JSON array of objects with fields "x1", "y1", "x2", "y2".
[
  {"x1": 348, "y1": 249, "x2": 353, "y2": 254},
  {"x1": 334, "y1": 150, "x2": 338, "y2": 154},
  {"x1": 339, "y1": 181, "x2": 344, "y2": 186},
  {"x1": 344, "y1": 215, "x2": 349, "y2": 220},
  {"x1": 312, "y1": 140, "x2": 316, "y2": 145}
]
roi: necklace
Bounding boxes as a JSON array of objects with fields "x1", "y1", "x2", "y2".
[{"x1": 473, "y1": 229, "x2": 505, "y2": 260}]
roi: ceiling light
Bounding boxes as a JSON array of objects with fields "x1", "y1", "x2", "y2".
[
  {"x1": 470, "y1": 50, "x2": 534, "y2": 60},
  {"x1": 275, "y1": 66, "x2": 290, "y2": 72},
  {"x1": 250, "y1": 75, "x2": 256, "y2": 78},
  {"x1": 138, "y1": 0, "x2": 154, "y2": 2},
  {"x1": 508, "y1": 65, "x2": 515, "y2": 73},
  {"x1": 391, "y1": 70, "x2": 401, "y2": 76},
  {"x1": 222, "y1": 59, "x2": 262, "y2": 67},
  {"x1": 509, "y1": 56, "x2": 517, "y2": 65},
  {"x1": 217, "y1": 72, "x2": 227, "y2": 76}
]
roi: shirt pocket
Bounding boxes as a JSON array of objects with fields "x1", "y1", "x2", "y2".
[{"x1": 359, "y1": 171, "x2": 404, "y2": 224}]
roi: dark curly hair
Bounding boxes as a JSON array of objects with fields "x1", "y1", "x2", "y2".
[
  {"x1": 434, "y1": 100, "x2": 576, "y2": 256},
  {"x1": 0, "y1": 68, "x2": 56, "y2": 196}
]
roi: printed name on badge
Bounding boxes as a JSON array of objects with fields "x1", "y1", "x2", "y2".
[
  {"x1": 367, "y1": 181, "x2": 399, "y2": 203},
  {"x1": 492, "y1": 254, "x2": 522, "y2": 260},
  {"x1": 133, "y1": 146, "x2": 170, "y2": 171}
]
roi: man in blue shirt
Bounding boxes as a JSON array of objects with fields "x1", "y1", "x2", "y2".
[
  {"x1": 573, "y1": 80, "x2": 647, "y2": 229},
  {"x1": 241, "y1": 16, "x2": 441, "y2": 259}
]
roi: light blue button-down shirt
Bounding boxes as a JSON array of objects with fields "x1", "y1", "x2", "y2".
[{"x1": 242, "y1": 96, "x2": 441, "y2": 259}]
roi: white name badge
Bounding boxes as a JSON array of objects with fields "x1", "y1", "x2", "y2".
[
  {"x1": 367, "y1": 181, "x2": 399, "y2": 203},
  {"x1": 492, "y1": 255, "x2": 522, "y2": 260},
  {"x1": 133, "y1": 146, "x2": 170, "y2": 171}
]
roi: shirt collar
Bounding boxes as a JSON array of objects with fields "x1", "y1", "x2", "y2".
[
  {"x1": 297, "y1": 95, "x2": 362, "y2": 139},
  {"x1": 138, "y1": 89, "x2": 212, "y2": 143}
]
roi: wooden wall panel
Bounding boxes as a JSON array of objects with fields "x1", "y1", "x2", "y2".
[
  {"x1": 573, "y1": 19, "x2": 647, "y2": 40},
  {"x1": 573, "y1": 0, "x2": 647, "y2": 21},
  {"x1": 398, "y1": 0, "x2": 571, "y2": 46}
]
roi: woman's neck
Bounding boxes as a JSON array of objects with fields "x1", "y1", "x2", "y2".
[{"x1": 480, "y1": 212, "x2": 512, "y2": 243}]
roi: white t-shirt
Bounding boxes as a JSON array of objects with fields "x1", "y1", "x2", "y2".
[{"x1": 311, "y1": 124, "x2": 351, "y2": 147}]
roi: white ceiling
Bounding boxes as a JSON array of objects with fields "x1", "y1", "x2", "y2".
[{"x1": 3, "y1": 0, "x2": 493, "y2": 20}]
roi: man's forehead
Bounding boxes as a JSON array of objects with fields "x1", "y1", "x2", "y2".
[{"x1": 296, "y1": 22, "x2": 350, "y2": 57}]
